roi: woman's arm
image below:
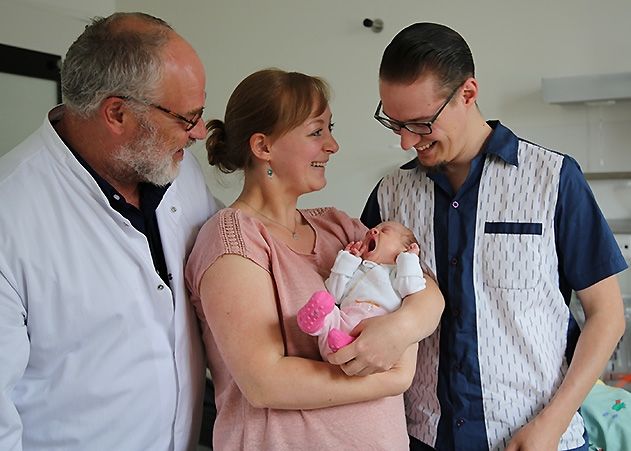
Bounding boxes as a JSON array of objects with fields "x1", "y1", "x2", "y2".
[
  {"x1": 327, "y1": 275, "x2": 444, "y2": 376},
  {"x1": 199, "y1": 253, "x2": 417, "y2": 410}
]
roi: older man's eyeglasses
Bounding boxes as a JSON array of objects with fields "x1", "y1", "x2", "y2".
[
  {"x1": 114, "y1": 96, "x2": 204, "y2": 131},
  {"x1": 373, "y1": 84, "x2": 461, "y2": 136}
]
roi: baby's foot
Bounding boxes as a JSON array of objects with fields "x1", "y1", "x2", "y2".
[
  {"x1": 297, "y1": 291, "x2": 335, "y2": 334},
  {"x1": 327, "y1": 328, "x2": 355, "y2": 352}
]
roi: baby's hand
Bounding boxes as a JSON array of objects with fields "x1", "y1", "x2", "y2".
[
  {"x1": 345, "y1": 241, "x2": 364, "y2": 257},
  {"x1": 407, "y1": 243, "x2": 420, "y2": 256}
]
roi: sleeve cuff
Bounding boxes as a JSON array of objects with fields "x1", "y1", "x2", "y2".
[{"x1": 331, "y1": 250, "x2": 363, "y2": 275}]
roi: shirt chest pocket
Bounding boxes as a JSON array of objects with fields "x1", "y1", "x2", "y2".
[{"x1": 481, "y1": 221, "x2": 543, "y2": 290}]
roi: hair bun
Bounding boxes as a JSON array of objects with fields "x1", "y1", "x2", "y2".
[{"x1": 205, "y1": 119, "x2": 230, "y2": 169}]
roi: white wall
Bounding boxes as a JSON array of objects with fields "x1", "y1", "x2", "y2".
[
  {"x1": 3, "y1": 0, "x2": 631, "y2": 218},
  {"x1": 0, "y1": 0, "x2": 117, "y2": 154},
  {"x1": 0, "y1": 0, "x2": 115, "y2": 55}
]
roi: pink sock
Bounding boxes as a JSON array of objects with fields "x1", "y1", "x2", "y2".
[
  {"x1": 297, "y1": 291, "x2": 335, "y2": 334},
  {"x1": 327, "y1": 328, "x2": 355, "y2": 352}
]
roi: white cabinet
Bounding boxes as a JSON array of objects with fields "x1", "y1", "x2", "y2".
[
  {"x1": 539, "y1": 73, "x2": 631, "y2": 177},
  {"x1": 542, "y1": 72, "x2": 631, "y2": 105}
]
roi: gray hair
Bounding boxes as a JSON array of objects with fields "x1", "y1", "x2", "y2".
[{"x1": 61, "y1": 12, "x2": 173, "y2": 117}]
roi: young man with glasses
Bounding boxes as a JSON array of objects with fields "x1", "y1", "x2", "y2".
[
  {"x1": 0, "y1": 12, "x2": 221, "y2": 450},
  {"x1": 346, "y1": 22, "x2": 627, "y2": 450}
]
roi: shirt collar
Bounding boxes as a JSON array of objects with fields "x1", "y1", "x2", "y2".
[
  {"x1": 482, "y1": 120, "x2": 519, "y2": 167},
  {"x1": 66, "y1": 142, "x2": 169, "y2": 211}
]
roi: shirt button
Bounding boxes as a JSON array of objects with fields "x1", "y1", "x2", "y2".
[
  {"x1": 452, "y1": 308, "x2": 460, "y2": 318},
  {"x1": 157, "y1": 284, "x2": 165, "y2": 291},
  {"x1": 450, "y1": 257, "x2": 458, "y2": 266},
  {"x1": 452, "y1": 362, "x2": 460, "y2": 372},
  {"x1": 456, "y1": 418, "x2": 465, "y2": 428},
  {"x1": 168, "y1": 273, "x2": 173, "y2": 280},
  {"x1": 451, "y1": 200, "x2": 459, "y2": 209},
  {"x1": 170, "y1": 206, "x2": 177, "y2": 213},
  {"x1": 113, "y1": 194, "x2": 121, "y2": 201}
]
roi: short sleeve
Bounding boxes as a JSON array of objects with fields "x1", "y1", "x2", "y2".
[
  {"x1": 185, "y1": 208, "x2": 273, "y2": 299},
  {"x1": 554, "y1": 156, "x2": 628, "y2": 291}
]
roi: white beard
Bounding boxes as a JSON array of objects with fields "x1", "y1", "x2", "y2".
[{"x1": 113, "y1": 119, "x2": 182, "y2": 187}]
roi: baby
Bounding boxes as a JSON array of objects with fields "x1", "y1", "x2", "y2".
[{"x1": 297, "y1": 221, "x2": 426, "y2": 357}]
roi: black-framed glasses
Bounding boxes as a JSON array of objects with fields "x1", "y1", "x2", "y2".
[
  {"x1": 114, "y1": 96, "x2": 204, "y2": 131},
  {"x1": 373, "y1": 84, "x2": 461, "y2": 136}
]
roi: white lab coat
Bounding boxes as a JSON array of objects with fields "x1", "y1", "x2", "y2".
[{"x1": 0, "y1": 107, "x2": 221, "y2": 451}]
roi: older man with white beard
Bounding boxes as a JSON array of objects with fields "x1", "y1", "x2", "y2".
[{"x1": 0, "y1": 12, "x2": 221, "y2": 451}]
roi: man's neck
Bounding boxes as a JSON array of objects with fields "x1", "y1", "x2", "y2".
[{"x1": 444, "y1": 118, "x2": 492, "y2": 193}]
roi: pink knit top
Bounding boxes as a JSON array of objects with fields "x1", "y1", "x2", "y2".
[{"x1": 186, "y1": 207, "x2": 408, "y2": 451}]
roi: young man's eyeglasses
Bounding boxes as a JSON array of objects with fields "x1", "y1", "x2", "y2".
[
  {"x1": 113, "y1": 96, "x2": 204, "y2": 131},
  {"x1": 373, "y1": 84, "x2": 461, "y2": 136}
]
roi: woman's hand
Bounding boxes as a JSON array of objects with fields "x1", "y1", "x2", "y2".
[
  {"x1": 328, "y1": 277, "x2": 444, "y2": 376},
  {"x1": 327, "y1": 309, "x2": 413, "y2": 376}
]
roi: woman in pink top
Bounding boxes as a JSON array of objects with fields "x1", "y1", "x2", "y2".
[{"x1": 185, "y1": 69, "x2": 444, "y2": 450}]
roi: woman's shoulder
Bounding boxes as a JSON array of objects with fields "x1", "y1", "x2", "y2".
[
  {"x1": 301, "y1": 206, "x2": 332, "y2": 217},
  {"x1": 186, "y1": 208, "x2": 272, "y2": 293},
  {"x1": 301, "y1": 206, "x2": 350, "y2": 221},
  {"x1": 191, "y1": 207, "x2": 273, "y2": 263},
  {"x1": 195, "y1": 208, "x2": 240, "y2": 251},
  {"x1": 300, "y1": 206, "x2": 367, "y2": 243},
  {"x1": 200, "y1": 207, "x2": 260, "y2": 231}
]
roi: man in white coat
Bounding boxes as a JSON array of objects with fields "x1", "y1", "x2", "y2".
[{"x1": 0, "y1": 12, "x2": 221, "y2": 451}]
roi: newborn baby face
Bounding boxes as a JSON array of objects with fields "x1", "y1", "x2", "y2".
[{"x1": 360, "y1": 221, "x2": 409, "y2": 264}]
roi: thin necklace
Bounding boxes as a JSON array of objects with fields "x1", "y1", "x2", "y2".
[{"x1": 238, "y1": 199, "x2": 299, "y2": 240}]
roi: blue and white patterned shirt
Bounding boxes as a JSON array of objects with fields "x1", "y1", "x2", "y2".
[{"x1": 361, "y1": 121, "x2": 628, "y2": 451}]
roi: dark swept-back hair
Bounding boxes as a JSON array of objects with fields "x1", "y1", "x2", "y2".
[
  {"x1": 206, "y1": 68, "x2": 330, "y2": 174},
  {"x1": 379, "y1": 22, "x2": 474, "y2": 95}
]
